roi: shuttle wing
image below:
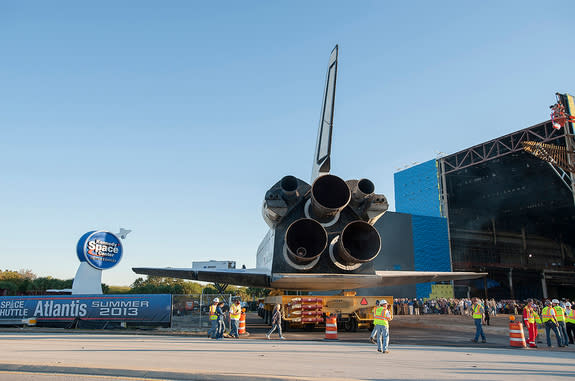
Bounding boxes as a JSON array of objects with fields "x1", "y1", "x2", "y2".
[
  {"x1": 269, "y1": 271, "x2": 487, "y2": 291},
  {"x1": 132, "y1": 267, "x2": 271, "y2": 288},
  {"x1": 132, "y1": 47, "x2": 487, "y2": 295},
  {"x1": 133, "y1": 267, "x2": 485, "y2": 291}
]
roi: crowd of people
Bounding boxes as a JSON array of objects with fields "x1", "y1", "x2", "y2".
[
  {"x1": 207, "y1": 297, "x2": 243, "y2": 340},
  {"x1": 391, "y1": 297, "x2": 555, "y2": 318},
  {"x1": 207, "y1": 295, "x2": 574, "y2": 352},
  {"x1": 391, "y1": 296, "x2": 575, "y2": 349}
]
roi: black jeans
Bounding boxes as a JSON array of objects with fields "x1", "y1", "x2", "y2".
[{"x1": 566, "y1": 322, "x2": 575, "y2": 344}]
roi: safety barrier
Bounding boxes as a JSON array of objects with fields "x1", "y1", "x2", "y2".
[
  {"x1": 324, "y1": 315, "x2": 338, "y2": 340},
  {"x1": 0, "y1": 318, "x2": 35, "y2": 327},
  {"x1": 238, "y1": 311, "x2": 246, "y2": 335},
  {"x1": 509, "y1": 317, "x2": 526, "y2": 348}
]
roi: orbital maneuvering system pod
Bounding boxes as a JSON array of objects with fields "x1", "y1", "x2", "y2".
[{"x1": 133, "y1": 46, "x2": 486, "y2": 291}]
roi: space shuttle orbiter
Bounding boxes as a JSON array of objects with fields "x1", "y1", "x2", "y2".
[{"x1": 133, "y1": 46, "x2": 485, "y2": 290}]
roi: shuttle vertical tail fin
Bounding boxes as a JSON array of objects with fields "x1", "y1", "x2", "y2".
[{"x1": 311, "y1": 45, "x2": 338, "y2": 182}]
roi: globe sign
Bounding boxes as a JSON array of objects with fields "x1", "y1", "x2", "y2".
[{"x1": 76, "y1": 231, "x2": 123, "y2": 270}]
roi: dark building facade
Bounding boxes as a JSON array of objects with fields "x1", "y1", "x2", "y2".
[{"x1": 395, "y1": 119, "x2": 575, "y2": 299}]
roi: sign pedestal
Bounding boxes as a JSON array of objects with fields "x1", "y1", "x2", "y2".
[
  {"x1": 73, "y1": 230, "x2": 124, "y2": 295},
  {"x1": 72, "y1": 262, "x2": 103, "y2": 294}
]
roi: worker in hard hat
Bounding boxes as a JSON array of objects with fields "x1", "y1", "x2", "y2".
[
  {"x1": 532, "y1": 305, "x2": 542, "y2": 345},
  {"x1": 565, "y1": 302, "x2": 575, "y2": 345},
  {"x1": 216, "y1": 301, "x2": 226, "y2": 339},
  {"x1": 552, "y1": 299, "x2": 569, "y2": 346},
  {"x1": 229, "y1": 298, "x2": 242, "y2": 339},
  {"x1": 542, "y1": 300, "x2": 563, "y2": 347},
  {"x1": 208, "y1": 297, "x2": 220, "y2": 339},
  {"x1": 523, "y1": 299, "x2": 537, "y2": 348},
  {"x1": 369, "y1": 299, "x2": 380, "y2": 344},
  {"x1": 470, "y1": 297, "x2": 486, "y2": 343},
  {"x1": 373, "y1": 299, "x2": 392, "y2": 353}
]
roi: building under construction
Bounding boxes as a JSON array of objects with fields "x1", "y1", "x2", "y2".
[{"x1": 394, "y1": 94, "x2": 575, "y2": 299}]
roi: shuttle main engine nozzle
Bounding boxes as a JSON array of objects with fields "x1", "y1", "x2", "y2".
[
  {"x1": 350, "y1": 178, "x2": 375, "y2": 206},
  {"x1": 280, "y1": 175, "x2": 299, "y2": 201},
  {"x1": 310, "y1": 174, "x2": 351, "y2": 223},
  {"x1": 285, "y1": 218, "x2": 328, "y2": 265},
  {"x1": 334, "y1": 221, "x2": 381, "y2": 265}
]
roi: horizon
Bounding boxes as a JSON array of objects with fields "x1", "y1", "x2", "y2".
[{"x1": 1, "y1": 1, "x2": 574, "y2": 286}]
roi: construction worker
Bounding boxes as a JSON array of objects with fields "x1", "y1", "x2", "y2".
[
  {"x1": 373, "y1": 299, "x2": 392, "y2": 353},
  {"x1": 542, "y1": 300, "x2": 563, "y2": 347},
  {"x1": 229, "y1": 298, "x2": 242, "y2": 338},
  {"x1": 470, "y1": 297, "x2": 486, "y2": 343},
  {"x1": 369, "y1": 299, "x2": 380, "y2": 344},
  {"x1": 523, "y1": 299, "x2": 537, "y2": 348},
  {"x1": 565, "y1": 302, "x2": 575, "y2": 345},
  {"x1": 208, "y1": 298, "x2": 219, "y2": 339},
  {"x1": 552, "y1": 299, "x2": 569, "y2": 346},
  {"x1": 216, "y1": 301, "x2": 226, "y2": 339},
  {"x1": 533, "y1": 308, "x2": 542, "y2": 345}
]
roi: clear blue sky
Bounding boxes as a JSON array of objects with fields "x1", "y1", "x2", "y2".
[{"x1": 1, "y1": 1, "x2": 574, "y2": 286}]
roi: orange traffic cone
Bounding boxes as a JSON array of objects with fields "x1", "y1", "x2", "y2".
[
  {"x1": 324, "y1": 314, "x2": 338, "y2": 340},
  {"x1": 238, "y1": 311, "x2": 246, "y2": 335},
  {"x1": 509, "y1": 316, "x2": 526, "y2": 348}
]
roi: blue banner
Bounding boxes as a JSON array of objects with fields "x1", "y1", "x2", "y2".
[{"x1": 0, "y1": 294, "x2": 171, "y2": 324}]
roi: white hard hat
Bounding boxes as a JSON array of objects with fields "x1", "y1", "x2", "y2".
[
  {"x1": 380, "y1": 299, "x2": 388, "y2": 305},
  {"x1": 213, "y1": 298, "x2": 219, "y2": 303},
  {"x1": 552, "y1": 299, "x2": 560, "y2": 304},
  {"x1": 566, "y1": 302, "x2": 572, "y2": 307}
]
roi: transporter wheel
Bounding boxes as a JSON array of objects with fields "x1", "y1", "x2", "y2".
[
  {"x1": 351, "y1": 318, "x2": 358, "y2": 332},
  {"x1": 343, "y1": 319, "x2": 353, "y2": 332}
]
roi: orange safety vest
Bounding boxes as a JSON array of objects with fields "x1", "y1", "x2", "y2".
[
  {"x1": 374, "y1": 307, "x2": 391, "y2": 327},
  {"x1": 523, "y1": 306, "x2": 534, "y2": 324},
  {"x1": 472, "y1": 304, "x2": 483, "y2": 319},
  {"x1": 541, "y1": 306, "x2": 556, "y2": 323},
  {"x1": 554, "y1": 306, "x2": 565, "y2": 322},
  {"x1": 209, "y1": 304, "x2": 218, "y2": 320}
]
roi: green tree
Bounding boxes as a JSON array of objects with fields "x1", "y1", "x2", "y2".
[
  {"x1": 246, "y1": 287, "x2": 270, "y2": 298},
  {"x1": 130, "y1": 276, "x2": 204, "y2": 294},
  {"x1": 0, "y1": 270, "x2": 73, "y2": 295}
]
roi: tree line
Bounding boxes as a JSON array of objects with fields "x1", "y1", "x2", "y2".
[{"x1": 0, "y1": 269, "x2": 269, "y2": 298}]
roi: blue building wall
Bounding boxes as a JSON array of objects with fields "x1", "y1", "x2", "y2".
[
  {"x1": 411, "y1": 214, "x2": 452, "y2": 298},
  {"x1": 394, "y1": 159, "x2": 442, "y2": 217}
]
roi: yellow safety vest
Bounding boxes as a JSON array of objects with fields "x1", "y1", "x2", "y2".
[
  {"x1": 230, "y1": 303, "x2": 241, "y2": 320},
  {"x1": 209, "y1": 304, "x2": 218, "y2": 320},
  {"x1": 472, "y1": 304, "x2": 483, "y2": 319},
  {"x1": 523, "y1": 306, "x2": 534, "y2": 324},
  {"x1": 541, "y1": 306, "x2": 555, "y2": 323},
  {"x1": 565, "y1": 309, "x2": 575, "y2": 324},
  {"x1": 373, "y1": 307, "x2": 391, "y2": 327},
  {"x1": 533, "y1": 310, "x2": 542, "y2": 324},
  {"x1": 554, "y1": 306, "x2": 565, "y2": 322}
]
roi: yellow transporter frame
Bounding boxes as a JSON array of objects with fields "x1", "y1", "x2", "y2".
[{"x1": 263, "y1": 292, "x2": 393, "y2": 331}]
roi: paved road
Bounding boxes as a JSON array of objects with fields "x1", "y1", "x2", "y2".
[{"x1": 0, "y1": 332, "x2": 573, "y2": 380}]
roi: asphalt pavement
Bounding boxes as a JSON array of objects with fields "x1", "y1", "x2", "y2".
[{"x1": 0, "y1": 314, "x2": 573, "y2": 380}]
